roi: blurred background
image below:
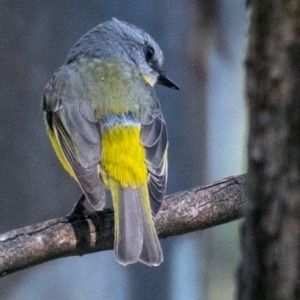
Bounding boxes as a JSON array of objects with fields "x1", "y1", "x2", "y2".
[{"x1": 0, "y1": 1, "x2": 247, "y2": 299}]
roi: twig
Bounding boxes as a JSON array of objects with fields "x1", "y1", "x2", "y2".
[{"x1": 0, "y1": 174, "x2": 246, "y2": 277}]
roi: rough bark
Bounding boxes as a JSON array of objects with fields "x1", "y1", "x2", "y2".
[
  {"x1": 0, "y1": 174, "x2": 245, "y2": 277},
  {"x1": 239, "y1": 1, "x2": 300, "y2": 299}
]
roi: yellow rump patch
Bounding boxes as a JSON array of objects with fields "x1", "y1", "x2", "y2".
[{"x1": 101, "y1": 125, "x2": 147, "y2": 188}]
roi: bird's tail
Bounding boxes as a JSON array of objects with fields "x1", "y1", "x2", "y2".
[{"x1": 109, "y1": 178, "x2": 163, "y2": 266}]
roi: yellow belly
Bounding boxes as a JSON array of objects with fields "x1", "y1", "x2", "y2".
[{"x1": 101, "y1": 125, "x2": 147, "y2": 188}]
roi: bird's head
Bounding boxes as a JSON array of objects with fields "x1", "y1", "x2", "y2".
[{"x1": 66, "y1": 18, "x2": 179, "y2": 90}]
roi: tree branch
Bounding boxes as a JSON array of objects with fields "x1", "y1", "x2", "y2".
[{"x1": 0, "y1": 174, "x2": 246, "y2": 277}]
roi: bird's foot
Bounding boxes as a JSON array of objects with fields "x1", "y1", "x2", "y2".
[{"x1": 66, "y1": 194, "x2": 87, "y2": 220}]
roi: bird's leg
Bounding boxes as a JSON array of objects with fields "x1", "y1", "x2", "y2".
[{"x1": 66, "y1": 193, "x2": 87, "y2": 219}]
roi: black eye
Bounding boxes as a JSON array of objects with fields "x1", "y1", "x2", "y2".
[{"x1": 144, "y1": 45, "x2": 155, "y2": 62}]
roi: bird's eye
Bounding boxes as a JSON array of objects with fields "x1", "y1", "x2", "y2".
[{"x1": 144, "y1": 45, "x2": 155, "y2": 62}]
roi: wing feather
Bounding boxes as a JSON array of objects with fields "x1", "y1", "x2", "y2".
[
  {"x1": 43, "y1": 68, "x2": 105, "y2": 210},
  {"x1": 140, "y1": 110, "x2": 168, "y2": 215}
]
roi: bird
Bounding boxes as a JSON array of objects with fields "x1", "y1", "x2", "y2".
[{"x1": 42, "y1": 18, "x2": 179, "y2": 266}]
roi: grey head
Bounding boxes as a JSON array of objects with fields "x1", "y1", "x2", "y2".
[{"x1": 66, "y1": 18, "x2": 179, "y2": 90}]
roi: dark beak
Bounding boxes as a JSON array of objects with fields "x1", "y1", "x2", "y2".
[{"x1": 157, "y1": 73, "x2": 180, "y2": 90}]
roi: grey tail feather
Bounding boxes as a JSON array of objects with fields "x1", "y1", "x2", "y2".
[{"x1": 112, "y1": 184, "x2": 163, "y2": 266}]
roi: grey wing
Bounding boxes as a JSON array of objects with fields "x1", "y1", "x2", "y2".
[
  {"x1": 140, "y1": 110, "x2": 168, "y2": 216},
  {"x1": 43, "y1": 78, "x2": 105, "y2": 210}
]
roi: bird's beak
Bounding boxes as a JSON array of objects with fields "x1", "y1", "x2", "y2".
[{"x1": 157, "y1": 73, "x2": 180, "y2": 90}]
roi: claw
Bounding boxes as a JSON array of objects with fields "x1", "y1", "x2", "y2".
[{"x1": 66, "y1": 194, "x2": 87, "y2": 220}]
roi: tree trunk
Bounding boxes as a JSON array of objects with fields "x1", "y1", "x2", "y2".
[{"x1": 239, "y1": 1, "x2": 300, "y2": 299}]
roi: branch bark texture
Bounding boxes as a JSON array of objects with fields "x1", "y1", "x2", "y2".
[
  {"x1": 239, "y1": 1, "x2": 300, "y2": 299},
  {"x1": 0, "y1": 174, "x2": 246, "y2": 277}
]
